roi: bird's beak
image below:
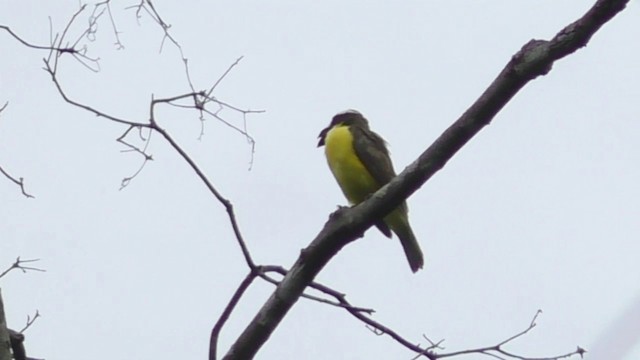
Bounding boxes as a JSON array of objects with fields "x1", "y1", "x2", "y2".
[{"x1": 317, "y1": 126, "x2": 330, "y2": 147}]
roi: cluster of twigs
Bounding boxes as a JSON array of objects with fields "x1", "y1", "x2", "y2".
[{"x1": 1, "y1": 0, "x2": 630, "y2": 359}]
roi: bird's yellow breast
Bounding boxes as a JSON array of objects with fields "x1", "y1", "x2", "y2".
[{"x1": 324, "y1": 125, "x2": 380, "y2": 204}]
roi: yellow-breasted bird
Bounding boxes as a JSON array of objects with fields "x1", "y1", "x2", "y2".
[{"x1": 317, "y1": 110, "x2": 424, "y2": 272}]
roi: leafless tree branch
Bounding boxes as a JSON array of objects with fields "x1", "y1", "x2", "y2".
[
  {"x1": 126, "y1": 0, "x2": 197, "y2": 92},
  {"x1": 0, "y1": 164, "x2": 34, "y2": 198},
  {"x1": 205, "y1": 56, "x2": 245, "y2": 100},
  {"x1": 0, "y1": 104, "x2": 35, "y2": 198},
  {"x1": 221, "y1": 0, "x2": 629, "y2": 359},
  {"x1": 3, "y1": 4, "x2": 257, "y2": 360},
  {"x1": 432, "y1": 311, "x2": 586, "y2": 360},
  {"x1": 93, "y1": 0, "x2": 125, "y2": 49},
  {"x1": 209, "y1": 271, "x2": 257, "y2": 360},
  {"x1": 3, "y1": 1, "x2": 625, "y2": 359},
  {"x1": 0, "y1": 25, "x2": 77, "y2": 53},
  {"x1": 257, "y1": 265, "x2": 375, "y2": 313},
  {"x1": 5, "y1": 11, "x2": 263, "y2": 349},
  {"x1": 208, "y1": 264, "x2": 377, "y2": 360},
  {"x1": 18, "y1": 311, "x2": 41, "y2": 334},
  {"x1": 0, "y1": 258, "x2": 45, "y2": 280}
]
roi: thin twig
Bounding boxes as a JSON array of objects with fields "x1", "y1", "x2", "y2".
[
  {"x1": 94, "y1": 1, "x2": 125, "y2": 49},
  {"x1": 19, "y1": 310, "x2": 41, "y2": 334},
  {"x1": 0, "y1": 25, "x2": 77, "y2": 53},
  {"x1": 257, "y1": 267, "x2": 374, "y2": 313},
  {"x1": 0, "y1": 257, "x2": 45, "y2": 279},
  {"x1": 43, "y1": 61, "x2": 147, "y2": 127},
  {"x1": 205, "y1": 56, "x2": 244, "y2": 99},
  {"x1": 435, "y1": 311, "x2": 584, "y2": 360},
  {"x1": 0, "y1": 164, "x2": 35, "y2": 198},
  {"x1": 149, "y1": 118, "x2": 256, "y2": 268},
  {"x1": 209, "y1": 271, "x2": 257, "y2": 360}
]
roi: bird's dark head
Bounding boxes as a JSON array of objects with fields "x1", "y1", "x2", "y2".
[{"x1": 317, "y1": 110, "x2": 369, "y2": 147}]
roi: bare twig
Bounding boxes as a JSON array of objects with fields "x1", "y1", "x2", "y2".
[
  {"x1": 19, "y1": 311, "x2": 41, "y2": 334},
  {"x1": 44, "y1": 61, "x2": 146, "y2": 126},
  {"x1": 257, "y1": 265, "x2": 375, "y2": 313},
  {"x1": 117, "y1": 125, "x2": 154, "y2": 159},
  {"x1": 0, "y1": 164, "x2": 35, "y2": 198},
  {"x1": 93, "y1": 1, "x2": 125, "y2": 49},
  {"x1": 148, "y1": 109, "x2": 255, "y2": 267},
  {"x1": 124, "y1": 1, "x2": 263, "y2": 164},
  {"x1": 497, "y1": 310, "x2": 543, "y2": 347},
  {"x1": 205, "y1": 56, "x2": 244, "y2": 99},
  {"x1": 4, "y1": 2, "x2": 599, "y2": 360},
  {"x1": 31, "y1": 3, "x2": 261, "y2": 188},
  {"x1": 4, "y1": 3, "x2": 266, "y2": 360},
  {"x1": 208, "y1": 264, "x2": 376, "y2": 360},
  {"x1": 0, "y1": 1, "x2": 261, "y2": 263},
  {"x1": 0, "y1": 258, "x2": 45, "y2": 280},
  {"x1": 126, "y1": 0, "x2": 197, "y2": 92},
  {"x1": 1, "y1": 103, "x2": 35, "y2": 198},
  {"x1": 47, "y1": 4, "x2": 90, "y2": 73},
  {"x1": 116, "y1": 125, "x2": 154, "y2": 189},
  {"x1": 209, "y1": 272, "x2": 256, "y2": 360},
  {"x1": 0, "y1": 25, "x2": 77, "y2": 53},
  {"x1": 433, "y1": 311, "x2": 585, "y2": 360}
]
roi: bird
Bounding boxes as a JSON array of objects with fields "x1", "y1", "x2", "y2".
[{"x1": 317, "y1": 110, "x2": 424, "y2": 272}]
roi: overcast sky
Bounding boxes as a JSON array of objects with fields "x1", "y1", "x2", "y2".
[{"x1": 1, "y1": 1, "x2": 639, "y2": 359}]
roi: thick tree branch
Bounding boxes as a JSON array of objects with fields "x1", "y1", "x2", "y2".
[
  {"x1": 0, "y1": 297, "x2": 42, "y2": 360},
  {"x1": 221, "y1": 0, "x2": 629, "y2": 359},
  {"x1": 0, "y1": 290, "x2": 10, "y2": 360}
]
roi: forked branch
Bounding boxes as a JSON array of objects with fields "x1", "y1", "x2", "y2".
[{"x1": 221, "y1": 0, "x2": 629, "y2": 359}]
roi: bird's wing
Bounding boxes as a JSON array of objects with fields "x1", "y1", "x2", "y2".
[
  {"x1": 352, "y1": 125, "x2": 408, "y2": 217},
  {"x1": 352, "y1": 126, "x2": 396, "y2": 186}
]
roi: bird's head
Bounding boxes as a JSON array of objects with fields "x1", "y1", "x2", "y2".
[{"x1": 317, "y1": 110, "x2": 368, "y2": 147}]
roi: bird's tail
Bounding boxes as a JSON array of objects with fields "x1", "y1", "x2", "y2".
[{"x1": 386, "y1": 210, "x2": 424, "y2": 273}]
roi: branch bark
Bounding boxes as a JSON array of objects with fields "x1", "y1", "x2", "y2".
[
  {"x1": 221, "y1": 0, "x2": 630, "y2": 359},
  {"x1": 0, "y1": 290, "x2": 12, "y2": 360}
]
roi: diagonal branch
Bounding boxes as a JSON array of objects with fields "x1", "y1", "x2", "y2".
[
  {"x1": 221, "y1": 1, "x2": 630, "y2": 359},
  {"x1": 209, "y1": 271, "x2": 257, "y2": 360},
  {"x1": 147, "y1": 96, "x2": 256, "y2": 268}
]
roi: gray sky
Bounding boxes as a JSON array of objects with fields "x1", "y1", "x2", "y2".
[{"x1": 1, "y1": 1, "x2": 639, "y2": 359}]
